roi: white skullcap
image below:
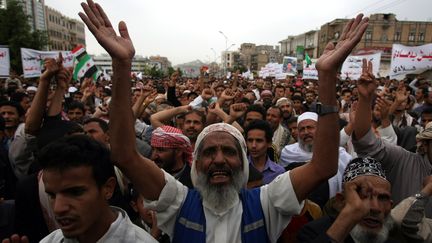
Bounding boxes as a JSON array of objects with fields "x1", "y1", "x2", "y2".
[
  {"x1": 26, "y1": 86, "x2": 37, "y2": 92},
  {"x1": 297, "y1": 112, "x2": 318, "y2": 125},
  {"x1": 68, "y1": 87, "x2": 78, "y2": 93}
]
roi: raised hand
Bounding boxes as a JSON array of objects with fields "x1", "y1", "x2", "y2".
[
  {"x1": 168, "y1": 71, "x2": 179, "y2": 87},
  {"x1": 79, "y1": 0, "x2": 135, "y2": 61},
  {"x1": 201, "y1": 88, "x2": 213, "y2": 101},
  {"x1": 221, "y1": 89, "x2": 236, "y2": 101},
  {"x1": 40, "y1": 52, "x2": 63, "y2": 81},
  {"x1": 316, "y1": 14, "x2": 369, "y2": 73},
  {"x1": 229, "y1": 103, "x2": 247, "y2": 120},
  {"x1": 341, "y1": 177, "x2": 374, "y2": 222},
  {"x1": 357, "y1": 59, "x2": 377, "y2": 99}
]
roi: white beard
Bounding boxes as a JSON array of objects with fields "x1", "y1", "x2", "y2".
[
  {"x1": 299, "y1": 139, "x2": 313, "y2": 153},
  {"x1": 350, "y1": 215, "x2": 394, "y2": 243},
  {"x1": 194, "y1": 169, "x2": 245, "y2": 214}
]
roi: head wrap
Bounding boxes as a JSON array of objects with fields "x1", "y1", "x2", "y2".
[
  {"x1": 417, "y1": 122, "x2": 432, "y2": 140},
  {"x1": 190, "y1": 123, "x2": 249, "y2": 187},
  {"x1": 297, "y1": 112, "x2": 318, "y2": 125},
  {"x1": 261, "y1": 90, "x2": 272, "y2": 97},
  {"x1": 276, "y1": 97, "x2": 289, "y2": 107},
  {"x1": 151, "y1": 126, "x2": 193, "y2": 164},
  {"x1": 342, "y1": 157, "x2": 387, "y2": 183}
]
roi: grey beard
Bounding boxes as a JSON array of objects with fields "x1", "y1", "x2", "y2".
[
  {"x1": 299, "y1": 140, "x2": 313, "y2": 153},
  {"x1": 350, "y1": 215, "x2": 394, "y2": 243},
  {"x1": 194, "y1": 169, "x2": 245, "y2": 214}
]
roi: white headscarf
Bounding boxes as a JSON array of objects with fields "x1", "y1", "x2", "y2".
[{"x1": 190, "y1": 123, "x2": 249, "y2": 187}]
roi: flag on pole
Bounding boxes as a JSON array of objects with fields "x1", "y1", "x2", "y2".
[
  {"x1": 72, "y1": 45, "x2": 99, "y2": 82},
  {"x1": 305, "y1": 53, "x2": 312, "y2": 67}
]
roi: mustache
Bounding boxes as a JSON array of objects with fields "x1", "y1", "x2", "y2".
[{"x1": 207, "y1": 164, "x2": 233, "y2": 177}]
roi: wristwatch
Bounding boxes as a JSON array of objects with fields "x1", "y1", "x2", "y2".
[
  {"x1": 312, "y1": 102, "x2": 339, "y2": 116},
  {"x1": 415, "y1": 192, "x2": 428, "y2": 200}
]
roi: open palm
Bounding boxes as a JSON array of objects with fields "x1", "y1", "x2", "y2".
[
  {"x1": 79, "y1": 0, "x2": 135, "y2": 61},
  {"x1": 316, "y1": 14, "x2": 369, "y2": 73}
]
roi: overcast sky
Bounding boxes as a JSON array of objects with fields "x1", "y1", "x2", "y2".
[{"x1": 45, "y1": 0, "x2": 432, "y2": 65}]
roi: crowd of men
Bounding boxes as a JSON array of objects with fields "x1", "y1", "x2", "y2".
[{"x1": 1, "y1": 0, "x2": 432, "y2": 242}]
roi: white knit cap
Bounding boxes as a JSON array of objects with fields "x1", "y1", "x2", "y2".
[{"x1": 297, "y1": 112, "x2": 318, "y2": 125}]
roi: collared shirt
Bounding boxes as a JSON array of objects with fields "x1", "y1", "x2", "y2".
[
  {"x1": 145, "y1": 170, "x2": 303, "y2": 243},
  {"x1": 40, "y1": 207, "x2": 157, "y2": 243},
  {"x1": 248, "y1": 155, "x2": 286, "y2": 185}
]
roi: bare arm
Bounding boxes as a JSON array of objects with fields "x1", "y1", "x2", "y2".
[
  {"x1": 150, "y1": 105, "x2": 191, "y2": 128},
  {"x1": 290, "y1": 14, "x2": 369, "y2": 202},
  {"x1": 79, "y1": 0, "x2": 164, "y2": 200},
  {"x1": 25, "y1": 57, "x2": 62, "y2": 135}
]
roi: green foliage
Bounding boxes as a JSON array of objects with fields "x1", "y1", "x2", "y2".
[{"x1": 0, "y1": 0, "x2": 48, "y2": 74}]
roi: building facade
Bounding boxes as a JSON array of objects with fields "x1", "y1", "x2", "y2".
[
  {"x1": 319, "y1": 13, "x2": 432, "y2": 76},
  {"x1": 93, "y1": 54, "x2": 150, "y2": 75},
  {"x1": 149, "y1": 55, "x2": 172, "y2": 72},
  {"x1": 45, "y1": 6, "x2": 85, "y2": 51},
  {"x1": 14, "y1": 0, "x2": 47, "y2": 32},
  {"x1": 279, "y1": 30, "x2": 320, "y2": 59}
]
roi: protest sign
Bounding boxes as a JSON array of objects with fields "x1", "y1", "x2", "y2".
[
  {"x1": 0, "y1": 47, "x2": 10, "y2": 77},
  {"x1": 341, "y1": 52, "x2": 381, "y2": 80},
  {"x1": 390, "y1": 43, "x2": 432, "y2": 78},
  {"x1": 21, "y1": 48, "x2": 73, "y2": 78}
]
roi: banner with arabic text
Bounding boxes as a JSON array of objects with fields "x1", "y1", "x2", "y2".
[
  {"x1": 390, "y1": 43, "x2": 432, "y2": 78},
  {"x1": 0, "y1": 47, "x2": 10, "y2": 77},
  {"x1": 21, "y1": 48, "x2": 74, "y2": 78},
  {"x1": 341, "y1": 52, "x2": 381, "y2": 80}
]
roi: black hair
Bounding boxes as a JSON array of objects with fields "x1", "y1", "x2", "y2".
[
  {"x1": 245, "y1": 104, "x2": 267, "y2": 119},
  {"x1": 10, "y1": 92, "x2": 29, "y2": 103},
  {"x1": 67, "y1": 101, "x2": 85, "y2": 113},
  {"x1": 244, "y1": 120, "x2": 273, "y2": 142},
  {"x1": 267, "y1": 105, "x2": 283, "y2": 118},
  {"x1": 184, "y1": 109, "x2": 206, "y2": 125},
  {"x1": 0, "y1": 101, "x2": 25, "y2": 117},
  {"x1": 38, "y1": 135, "x2": 115, "y2": 188},
  {"x1": 287, "y1": 116, "x2": 298, "y2": 125},
  {"x1": 83, "y1": 117, "x2": 109, "y2": 133}
]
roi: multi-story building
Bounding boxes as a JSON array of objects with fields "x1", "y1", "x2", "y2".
[
  {"x1": 45, "y1": 6, "x2": 85, "y2": 51},
  {"x1": 149, "y1": 55, "x2": 172, "y2": 72},
  {"x1": 93, "y1": 54, "x2": 150, "y2": 75},
  {"x1": 236, "y1": 43, "x2": 281, "y2": 72},
  {"x1": 13, "y1": 0, "x2": 47, "y2": 32},
  {"x1": 319, "y1": 13, "x2": 432, "y2": 74},
  {"x1": 279, "y1": 30, "x2": 320, "y2": 59}
]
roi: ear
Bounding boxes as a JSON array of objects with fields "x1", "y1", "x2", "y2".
[
  {"x1": 130, "y1": 200, "x2": 138, "y2": 212},
  {"x1": 102, "y1": 177, "x2": 116, "y2": 200}
]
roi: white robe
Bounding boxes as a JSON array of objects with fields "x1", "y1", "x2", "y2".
[{"x1": 279, "y1": 143, "x2": 352, "y2": 198}]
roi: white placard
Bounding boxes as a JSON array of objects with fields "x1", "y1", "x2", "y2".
[
  {"x1": 390, "y1": 43, "x2": 432, "y2": 78},
  {"x1": 341, "y1": 52, "x2": 381, "y2": 80},
  {"x1": 21, "y1": 48, "x2": 74, "y2": 78},
  {"x1": 0, "y1": 47, "x2": 10, "y2": 77},
  {"x1": 302, "y1": 58, "x2": 318, "y2": 80}
]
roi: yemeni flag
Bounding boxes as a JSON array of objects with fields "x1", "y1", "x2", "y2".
[
  {"x1": 305, "y1": 53, "x2": 312, "y2": 67},
  {"x1": 72, "y1": 45, "x2": 99, "y2": 82}
]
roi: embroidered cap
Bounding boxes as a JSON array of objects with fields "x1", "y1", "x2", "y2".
[{"x1": 342, "y1": 157, "x2": 387, "y2": 183}]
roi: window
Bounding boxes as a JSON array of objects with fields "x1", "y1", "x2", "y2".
[
  {"x1": 419, "y1": 32, "x2": 425, "y2": 41},
  {"x1": 394, "y1": 32, "x2": 401, "y2": 41},
  {"x1": 365, "y1": 31, "x2": 372, "y2": 40},
  {"x1": 381, "y1": 34, "x2": 388, "y2": 41},
  {"x1": 409, "y1": 32, "x2": 415, "y2": 41}
]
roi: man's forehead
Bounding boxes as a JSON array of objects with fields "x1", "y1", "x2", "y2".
[{"x1": 298, "y1": 119, "x2": 317, "y2": 128}]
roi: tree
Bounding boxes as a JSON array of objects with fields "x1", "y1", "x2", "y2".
[{"x1": 0, "y1": 0, "x2": 48, "y2": 74}]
